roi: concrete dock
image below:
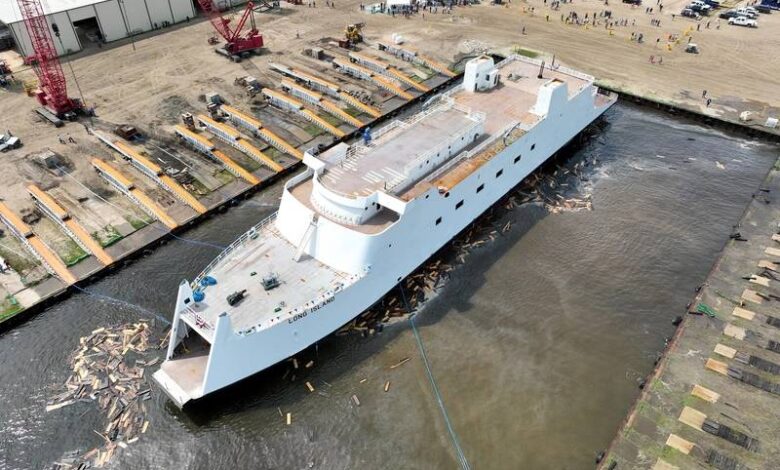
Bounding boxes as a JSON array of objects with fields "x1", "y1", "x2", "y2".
[{"x1": 601, "y1": 157, "x2": 780, "y2": 469}]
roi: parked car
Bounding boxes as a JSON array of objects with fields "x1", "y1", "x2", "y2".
[
  {"x1": 0, "y1": 134, "x2": 21, "y2": 152},
  {"x1": 755, "y1": 4, "x2": 772, "y2": 13},
  {"x1": 735, "y1": 7, "x2": 758, "y2": 17},
  {"x1": 690, "y1": 3, "x2": 712, "y2": 13},
  {"x1": 719, "y1": 9, "x2": 739, "y2": 18},
  {"x1": 622, "y1": 0, "x2": 642, "y2": 4},
  {"x1": 729, "y1": 15, "x2": 758, "y2": 26},
  {"x1": 681, "y1": 7, "x2": 701, "y2": 17}
]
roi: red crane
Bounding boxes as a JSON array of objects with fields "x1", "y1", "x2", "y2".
[
  {"x1": 16, "y1": 0, "x2": 80, "y2": 116},
  {"x1": 197, "y1": 0, "x2": 264, "y2": 58}
]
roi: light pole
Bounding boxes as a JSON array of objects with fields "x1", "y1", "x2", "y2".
[{"x1": 117, "y1": 0, "x2": 137, "y2": 51}]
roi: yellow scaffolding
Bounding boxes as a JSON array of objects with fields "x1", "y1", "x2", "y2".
[
  {"x1": 0, "y1": 201, "x2": 77, "y2": 284},
  {"x1": 27, "y1": 184, "x2": 114, "y2": 266},
  {"x1": 212, "y1": 150, "x2": 261, "y2": 185}
]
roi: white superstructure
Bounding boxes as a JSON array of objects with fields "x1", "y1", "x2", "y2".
[{"x1": 153, "y1": 55, "x2": 617, "y2": 407}]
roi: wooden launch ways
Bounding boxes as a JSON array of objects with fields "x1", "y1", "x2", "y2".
[
  {"x1": 347, "y1": 51, "x2": 431, "y2": 93},
  {"x1": 376, "y1": 41, "x2": 456, "y2": 78},
  {"x1": 219, "y1": 104, "x2": 305, "y2": 160},
  {"x1": 26, "y1": 184, "x2": 114, "y2": 266},
  {"x1": 183, "y1": 116, "x2": 281, "y2": 175},
  {"x1": 91, "y1": 159, "x2": 179, "y2": 230},
  {"x1": 0, "y1": 201, "x2": 77, "y2": 285},
  {"x1": 280, "y1": 79, "x2": 364, "y2": 128},
  {"x1": 95, "y1": 134, "x2": 208, "y2": 215},
  {"x1": 331, "y1": 57, "x2": 415, "y2": 101},
  {"x1": 261, "y1": 88, "x2": 347, "y2": 138},
  {"x1": 268, "y1": 62, "x2": 382, "y2": 118}
]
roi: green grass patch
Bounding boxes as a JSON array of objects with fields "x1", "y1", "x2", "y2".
[
  {"x1": 265, "y1": 147, "x2": 283, "y2": 160},
  {"x1": 682, "y1": 394, "x2": 700, "y2": 408},
  {"x1": 127, "y1": 217, "x2": 150, "y2": 230},
  {"x1": 1, "y1": 294, "x2": 22, "y2": 321},
  {"x1": 60, "y1": 239, "x2": 89, "y2": 267},
  {"x1": 343, "y1": 105, "x2": 363, "y2": 118},
  {"x1": 415, "y1": 63, "x2": 436, "y2": 78},
  {"x1": 512, "y1": 46, "x2": 540, "y2": 58},
  {"x1": 303, "y1": 123, "x2": 325, "y2": 137},
  {"x1": 188, "y1": 178, "x2": 211, "y2": 196},
  {"x1": 317, "y1": 112, "x2": 343, "y2": 127},
  {"x1": 240, "y1": 157, "x2": 262, "y2": 173},
  {"x1": 214, "y1": 169, "x2": 235, "y2": 185},
  {"x1": 0, "y1": 240, "x2": 39, "y2": 273},
  {"x1": 93, "y1": 225, "x2": 123, "y2": 248}
]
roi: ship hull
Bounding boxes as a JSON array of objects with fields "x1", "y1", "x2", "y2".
[{"x1": 154, "y1": 91, "x2": 615, "y2": 407}]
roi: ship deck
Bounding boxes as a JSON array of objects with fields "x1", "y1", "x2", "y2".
[
  {"x1": 317, "y1": 107, "x2": 476, "y2": 197},
  {"x1": 312, "y1": 56, "x2": 594, "y2": 202},
  {"x1": 187, "y1": 222, "x2": 351, "y2": 333}
]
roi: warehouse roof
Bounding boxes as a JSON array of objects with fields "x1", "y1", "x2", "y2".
[{"x1": 0, "y1": 0, "x2": 108, "y2": 25}]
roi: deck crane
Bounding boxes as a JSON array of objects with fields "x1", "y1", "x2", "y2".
[
  {"x1": 16, "y1": 0, "x2": 82, "y2": 121},
  {"x1": 197, "y1": 0, "x2": 264, "y2": 61}
]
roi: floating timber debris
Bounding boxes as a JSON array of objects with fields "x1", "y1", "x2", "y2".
[
  {"x1": 333, "y1": 151, "x2": 600, "y2": 335},
  {"x1": 47, "y1": 322, "x2": 162, "y2": 468}
]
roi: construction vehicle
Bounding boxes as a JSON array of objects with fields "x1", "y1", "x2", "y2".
[
  {"x1": 235, "y1": 75, "x2": 261, "y2": 97},
  {"x1": 181, "y1": 112, "x2": 196, "y2": 129},
  {"x1": 197, "y1": 0, "x2": 264, "y2": 62},
  {"x1": 0, "y1": 60, "x2": 12, "y2": 88},
  {"x1": 341, "y1": 23, "x2": 364, "y2": 49},
  {"x1": 114, "y1": 124, "x2": 140, "y2": 140},
  {"x1": 15, "y1": 0, "x2": 83, "y2": 122}
]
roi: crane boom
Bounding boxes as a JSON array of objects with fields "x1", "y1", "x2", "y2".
[
  {"x1": 196, "y1": 0, "x2": 263, "y2": 56},
  {"x1": 16, "y1": 0, "x2": 79, "y2": 116},
  {"x1": 199, "y1": 0, "x2": 235, "y2": 41}
]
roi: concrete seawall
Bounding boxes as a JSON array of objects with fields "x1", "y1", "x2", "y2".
[{"x1": 599, "y1": 152, "x2": 780, "y2": 468}]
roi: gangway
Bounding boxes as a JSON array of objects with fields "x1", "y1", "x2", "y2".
[
  {"x1": 27, "y1": 184, "x2": 114, "y2": 266},
  {"x1": 96, "y1": 133, "x2": 207, "y2": 214},
  {"x1": 281, "y1": 79, "x2": 364, "y2": 128},
  {"x1": 91, "y1": 159, "x2": 179, "y2": 230},
  {"x1": 219, "y1": 105, "x2": 304, "y2": 160},
  {"x1": 0, "y1": 201, "x2": 77, "y2": 284},
  {"x1": 262, "y1": 88, "x2": 346, "y2": 137},
  {"x1": 186, "y1": 120, "x2": 282, "y2": 174}
]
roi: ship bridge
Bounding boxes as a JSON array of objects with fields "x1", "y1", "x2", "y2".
[{"x1": 298, "y1": 98, "x2": 485, "y2": 226}]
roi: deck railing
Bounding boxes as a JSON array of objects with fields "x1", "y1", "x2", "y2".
[{"x1": 192, "y1": 212, "x2": 278, "y2": 287}]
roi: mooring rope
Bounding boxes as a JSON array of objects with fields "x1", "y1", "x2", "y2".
[
  {"x1": 72, "y1": 284, "x2": 170, "y2": 326},
  {"x1": 410, "y1": 314, "x2": 471, "y2": 470}
]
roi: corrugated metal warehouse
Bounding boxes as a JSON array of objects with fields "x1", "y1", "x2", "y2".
[{"x1": 0, "y1": 0, "x2": 199, "y2": 57}]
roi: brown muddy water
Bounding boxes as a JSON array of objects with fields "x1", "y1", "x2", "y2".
[{"x1": 0, "y1": 103, "x2": 778, "y2": 469}]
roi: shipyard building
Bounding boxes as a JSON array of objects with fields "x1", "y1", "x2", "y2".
[{"x1": 0, "y1": 0, "x2": 198, "y2": 57}]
